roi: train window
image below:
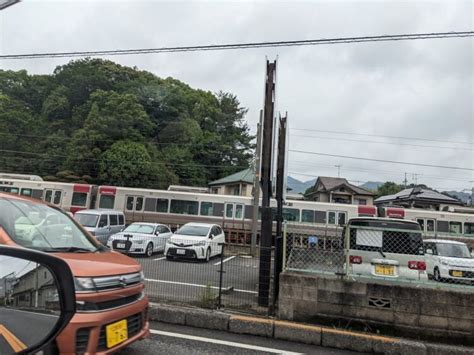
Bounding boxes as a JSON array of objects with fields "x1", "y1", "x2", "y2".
[
  {"x1": 302, "y1": 210, "x2": 314, "y2": 223},
  {"x1": 426, "y1": 219, "x2": 435, "y2": 232},
  {"x1": 20, "y1": 188, "x2": 32, "y2": 197},
  {"x1": 338, "y1": 212, "x2": 347, "y2": 226},
  {"x1": 417, "y1": 219, "x2": 425, "y2": 231},
  {"x1": 110, "y1": 214, "x2": 118, "y2": 226},
  {"x1": 437, "y1": 220, "x2": 449, "y2": 233},
  {"x1": 44, "y1": 190, "x2": 52, "y2": 203},
  {"x1": 235, "y1": 204, "x2": 244, "y2": 219},
  {"x1": 212, "y1": 203, "x2": 224, "y2": 217},
  {"x1": 118, "y1": 215, "x2": 125, "y2": 225},
  {"x1": 464, "y1": 223, "x2": 474, "y2": 236},
  {"x1": 226, "y1": 204, "x2": 234, "y2": 218},
  {"x1": 99, "y1": 195, "x2": 115, "y2": 209},
  {"x1": 145, "y1": 198, "x2": 156, "y2": 212},
  {"x1": 126, "y1": 197, "x2": 134, "y2": 211},
  {"x1": 201, "y1": 202, "x2": 213, "y2": 216},
  {"x1": 53, "y1": 191, "x2": 62, "y2": 205},
  {"x1": 315, "y1": 211, "x2": 326, "y2": 223},
  {"x1": 156, "y1": 199, "x2": 168, "y2": 213},
  {"x1": 170, "y1": 200, "x2": 198, "y2": 215},
  {"x1": 283, "y1": 208, "x2": 300, "y2": 222},
  {"x1": 72, "y1": 192, "x2": 88, "y2": 207},
  {"x1": 135, "y1": 197, "x2": 144, "y2": 211},
  {"x1": 449, "y1": 221, "x2": 462, "y2": 234},
  {"x1": 328, "y1": 212, "x2": 336, "y2": 224}
]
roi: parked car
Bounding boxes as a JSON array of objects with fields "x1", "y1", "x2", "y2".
[
  {"x1": 165, "y1": 223, "x2": 225, "y2": 262},
  {"x1": 0, "y1": 193, "x2": 149, "y2": 354},
  {"x1": 74, "y1": 209, "x2": 126, "y2": 245},
  {"x1": 108, "y1": 222, "x2": 173, "y2": 257},
  {"x1": 346, "y1": 217, "x2": 428, "y2": 282},
  {"x1": 424, "y1": 239, "x2": 474, "y2": 283}
]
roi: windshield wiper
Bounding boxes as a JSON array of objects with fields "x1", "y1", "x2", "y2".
[{"x1": 45, "y1": 247, "x2": 98, "y2": 253}]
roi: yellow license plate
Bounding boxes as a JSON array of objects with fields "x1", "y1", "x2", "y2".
[
  {"x1": 106, "y1": 319, "x2": 128, "y2": 349},
  {"x1": 452, "y1": 270, "x2": 463, "y2": 277},
  {"x1": 375, "y1": 264, "x2": 395, "y2": 276}
]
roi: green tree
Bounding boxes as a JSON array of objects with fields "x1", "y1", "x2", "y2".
[
  {"x1": 376, "y1": 182, "x2": 403, "y2": 198},
  {"x1": 99, "y1": 141, "x2": 176, "y2": 188}
]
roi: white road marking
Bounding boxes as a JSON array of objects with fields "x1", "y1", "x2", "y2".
[
  {"x1": 154, "y1": 257, "x2": 166, "y2": 261},
  {"x1": 145, "y1": 278, "x2": 257, "y2": 294},
  {"x1": 0, "y1": 307, "x2": 58, "y2": 318},
  {"x1": 149, "y1": 329, "x2": 303, "y2": 354},
  {"x1": 213, "y1": 255, "x2": 236, "y2": 266}
]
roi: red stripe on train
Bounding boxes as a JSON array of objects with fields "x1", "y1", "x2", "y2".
[
  {"x1": 386, "y1": 207, "x2": 405, "y2": 218},
  {"x1": 358, "y1": 205, "x2": 377, "y2": 217},
  {"x1": 73, "y1": 184, "x2": 91, "y2": 193},
  {"x1": 99, "y1": 186, "x2": 117, "y2": 195}
]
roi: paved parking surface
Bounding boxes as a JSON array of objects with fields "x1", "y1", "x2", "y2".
[{"x1": 136, "y1": 252, "x2": 261, "y2": 307}]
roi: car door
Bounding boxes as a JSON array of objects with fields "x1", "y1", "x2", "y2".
[
  {"x1": 95, "y1": 214, "x2": 109, "y2": 244},
  {"x1": 211, "y1": 226, "x2": 225, "y2": 256},
  {"x1": 155, "y1": 225, "x2": 172, "y2": 251}
]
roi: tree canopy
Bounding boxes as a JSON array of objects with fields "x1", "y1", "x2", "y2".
[{"x1": 0, "y1": 59, "x2": 254, "y2": 188}]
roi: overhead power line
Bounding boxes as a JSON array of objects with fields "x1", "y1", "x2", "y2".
[
  {"x1": 1, "y1": 31, "x2": 473, "y2": 60},
  {"x1": 289, "y1": 150, "x2": 474, "y2": 171},
  {"x1": 291, "y1": 134, "x2": 472, "y2": 151},
  {"x1": 290, "y1": 128, "x2": 474, "y2": 145}
]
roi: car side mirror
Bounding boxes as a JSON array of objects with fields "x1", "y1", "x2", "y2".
[
  {"x1": 426, "y1": 249, "x2": 433, "y2": 255},
  {"x1": 209, "y1": 234, "x2": 214, "y2": 240},
  {"x1": 155, "y1": 231, "x2": 160, "y2": 236},
  {"x1": 0, "y1": 246, "x2": 76, "y2": 354}
]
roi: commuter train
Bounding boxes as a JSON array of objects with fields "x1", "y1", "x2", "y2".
[{"x1": 1, "y1": 176, "x2": 474, "y2": 245}]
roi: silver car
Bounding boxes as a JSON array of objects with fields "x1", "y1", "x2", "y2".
[{"x1": 74, "y1": 209, "x2": 126, "y2": 245}]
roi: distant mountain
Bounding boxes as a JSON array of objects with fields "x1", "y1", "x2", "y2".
[
  {"x1": 359, "y1": 181, "x2": 384, "y2": 191},
  {"x1": 287, "y1": 176, "x2": 316, "y2": 194},
  {"x1": 443, "y1": 191, "x2": 471, "y2": 204}
]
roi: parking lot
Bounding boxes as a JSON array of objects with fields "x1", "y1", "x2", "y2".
[{"x1": 134, "y1": 251, "x2": 261, "y2": 309}]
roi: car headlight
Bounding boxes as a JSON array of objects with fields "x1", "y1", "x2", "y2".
[
  {"x1": 441, "y1": 260, "x2": 450, "y2": 266},
  {"x1": 194, "y1": 240, "x2": 207, "y2": 246},
  {"x1": 136, "y1": 240, "x2": 144, "y2": 244},
  {"x1": 74, "y1": 277, "x2": 96, "y2": 292}
]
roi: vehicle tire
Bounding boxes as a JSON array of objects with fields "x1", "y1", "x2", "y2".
[
  {"x1": 434, "y1": 267, "x2": 441, "y2": 282},
  {"x1": 145, "y1": 243, "x2": 154, "y2": 257},
  {"x1": 205, "y1": 248, "x2": 211, "y2": 262}
]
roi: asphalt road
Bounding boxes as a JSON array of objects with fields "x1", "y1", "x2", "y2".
[
  {"x1": 137, "y1": 252, "x2": 261, "y2": 307},
  {"x1": 117, "y1": 321, "x2": 365, "y2": 355},
  {"x1": 0, "y1": 307, "x2": 58, "y2": 354}
]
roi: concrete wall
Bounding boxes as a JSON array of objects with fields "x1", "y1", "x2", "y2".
[{"x1": 278, "y1": 272, "x2": 474, "y2": 345}]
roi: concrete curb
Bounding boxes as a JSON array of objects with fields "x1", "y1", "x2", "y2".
[{"x1": 148, "y1": 303, "x2": 473, "y2": 354}]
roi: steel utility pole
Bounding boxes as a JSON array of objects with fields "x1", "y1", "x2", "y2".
[
  {"x1": 273, "y1": 113, "x2": 287, "y2": 309},
  {"x1": 258, "y1": 60, "x2": 277, "y2": 307},
  {"x1": 251, "y1": 111, "x2": 263, "y2": 256}
]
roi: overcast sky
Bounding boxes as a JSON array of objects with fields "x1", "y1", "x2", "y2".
[{"x1": 0, "y1": 0, "x2": 473, "y2": 191}]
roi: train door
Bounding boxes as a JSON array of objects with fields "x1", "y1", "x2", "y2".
[
  {"x1": 125, "y1": 195, "x2": 144, "y2": 222},
  {"x1": 43, "y1": 189, "x2": 63, "y2": 207},
  {"x1": 416, "y1": 218, "x2": 436, "y2": 237}
]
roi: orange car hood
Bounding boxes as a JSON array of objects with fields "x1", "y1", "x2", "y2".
[{"x1": 54, "y1": 251, "x2": 142, "y2": 277}]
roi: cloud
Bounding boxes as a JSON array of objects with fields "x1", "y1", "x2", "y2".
[{"x1": 0, "y1": 0, "x2": 472, "y2": 190}]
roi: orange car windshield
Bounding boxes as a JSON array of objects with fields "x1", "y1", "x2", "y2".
[{"x1": 0, "y1": 198, "x2": 99, "y2": 253}]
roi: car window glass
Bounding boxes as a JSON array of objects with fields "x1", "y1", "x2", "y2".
[
  {"x1": 118, "y1": 214, "x2": 125, "y2": 225},
  {"x1": 98, "y1": 214, "x2": 108, "y2": 227},
  {"x1": 110, "y1": 214, "x2": 118, "y2": 226}
]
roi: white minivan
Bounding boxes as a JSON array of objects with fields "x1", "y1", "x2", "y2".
[
  {"x1": 346, "y1": 217, "x2": 428, "y2": 282},
  {"x1": 424, "y1": 239, "x2": 474, "y2": 283},
  {"x1": 74, "y1": 209, "x2": 126, "y2": 245}
]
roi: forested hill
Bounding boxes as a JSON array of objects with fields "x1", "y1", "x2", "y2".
[{"x1": 0, "y1": 59, "x2": 254, "y2": 188}]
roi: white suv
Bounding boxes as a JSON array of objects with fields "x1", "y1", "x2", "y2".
[
  {"x1": 424, "y1": 239, "x2": 474, "y2": 283},
  {"x1": 165, "y1": 223, "x2": 225, "y2": 262}
]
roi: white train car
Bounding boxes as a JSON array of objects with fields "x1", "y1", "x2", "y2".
[{"x1": 0, "y1": 178, "x2": 96, "y2": 213}]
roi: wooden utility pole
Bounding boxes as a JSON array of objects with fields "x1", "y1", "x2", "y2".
[
  {"x1": 273, "y1": 113, "x2": 287, "y2": 308},
  {"x1": 258, "y1": 60, "x2": 277, "y2": 307},
  {"x1": 250, "y1": 111, "x2": 263, "y2": 256}
]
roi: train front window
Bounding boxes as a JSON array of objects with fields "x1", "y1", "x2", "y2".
[
  {"x1": 0, "y1": 198, "x2": 99, "y2": 252},
  {"x1": 99, "y1": 195, "x2": 115, "y2": 209},
  {"x1": 72, "y1": 192, "x2": 88, "y2": 207}
]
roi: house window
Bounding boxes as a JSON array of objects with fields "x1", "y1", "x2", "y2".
[
  {"x1": 357, "y1": 199, "x2": 367, "y2": 205},
  {"x1": 212, "y1": 188, "x2": 219, "y2": 194},
  {"x1": 233, "y1": 186, "x2": 240, "y2": 195}
]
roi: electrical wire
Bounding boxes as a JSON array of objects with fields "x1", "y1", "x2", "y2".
[{"x1": 1, "y1": 31, "x2": 472, "y2": 60}]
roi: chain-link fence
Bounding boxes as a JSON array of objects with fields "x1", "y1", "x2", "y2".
[
  {"x1": 130, "y1": 241, "x2": 260, "y2": 310},
  {"x1": 283, "y1": 220, "x2": 474, "y2": 291}
]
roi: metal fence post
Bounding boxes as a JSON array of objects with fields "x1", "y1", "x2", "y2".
[
  {"x1": 282, "y1": 222, "x2": 287, "y2": 271},
  {"x1": 218, "y1": 243, "x2": 225, "y2": 309}
]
